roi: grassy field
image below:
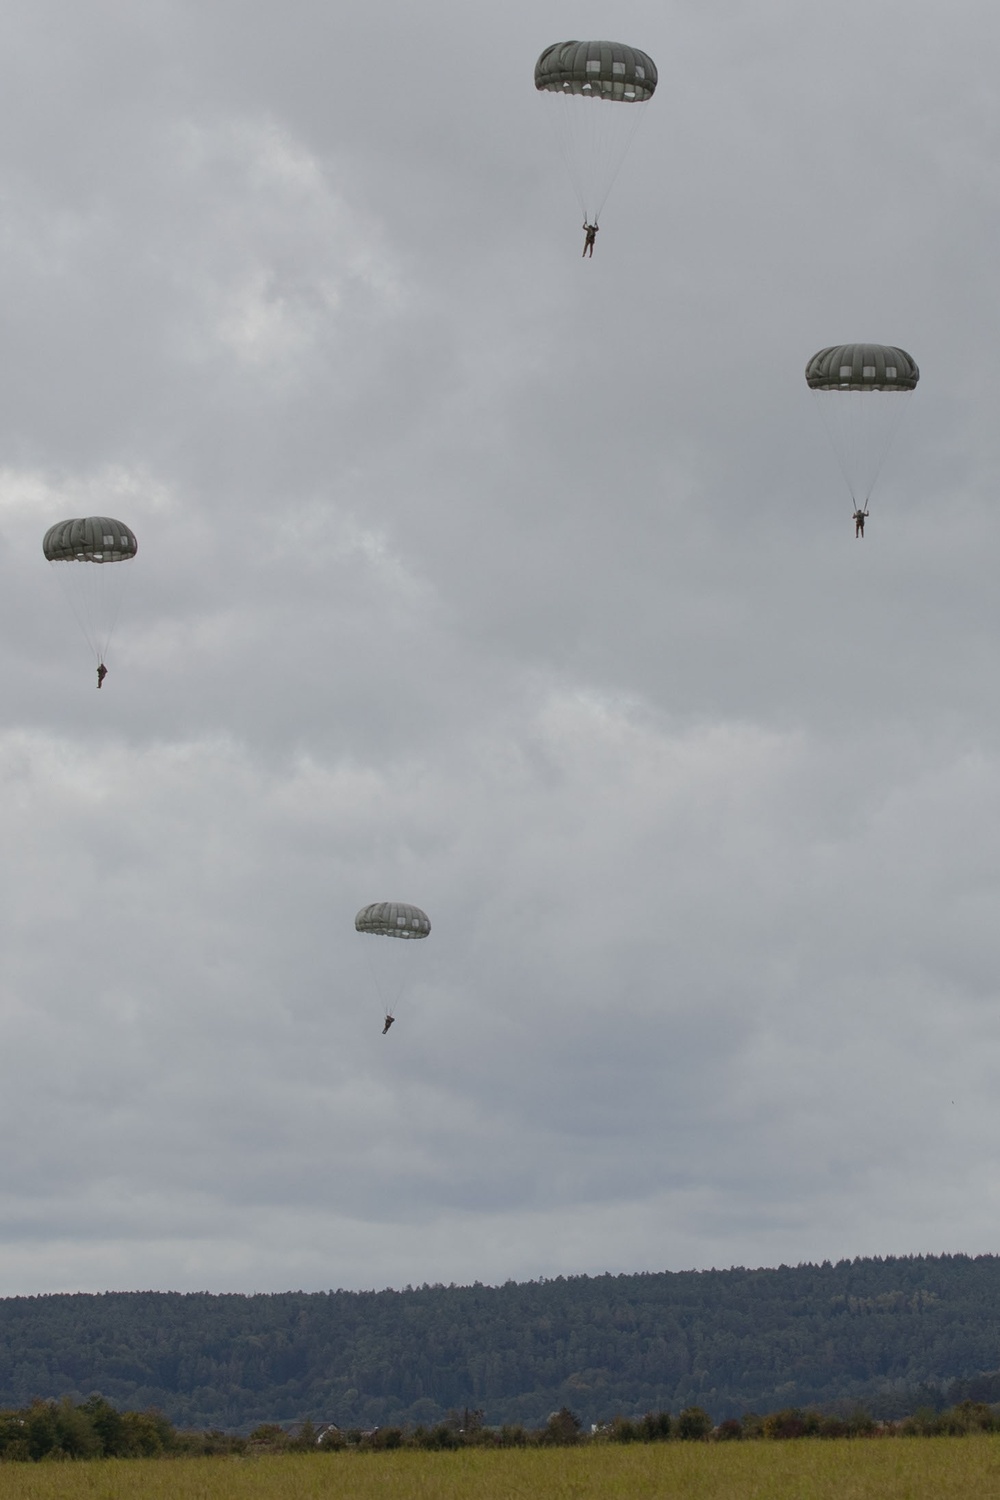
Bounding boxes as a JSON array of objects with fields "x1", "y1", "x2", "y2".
[{"x1": 2, "y1": 1439, "x2": 1000, "y2": 1500}]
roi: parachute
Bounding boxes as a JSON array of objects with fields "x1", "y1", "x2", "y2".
[
  {"x1": 805, "y1": 345, "x2": 919, "y2": 515},
  {"x1": 355, "y1": 902, "x2": 431, "y2": 1025},
  {"x1": 43, "y1": 516, "x2": 137, "y2": 667},
  {"x1": 535, "y1": 40, "x2": 657, "y2": 224}
]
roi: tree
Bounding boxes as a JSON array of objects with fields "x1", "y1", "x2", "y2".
[
  {"x1": 677, "y1": 1406, "x2": 712, "y2": 1440},
  {"x1": 542, "y1": 1407, "x2": 582, "y2": 1445},
  {"x1": 81, "y1": 1394, "x2": 126, "y2": 1454}
]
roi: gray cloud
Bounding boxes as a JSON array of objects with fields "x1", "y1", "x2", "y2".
[{"x1": 0, "y1": 0, "x2": 998, "y2": 1294}]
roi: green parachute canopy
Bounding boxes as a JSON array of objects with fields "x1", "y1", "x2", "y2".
[
  {"x1": 805, "y1": 344, "x2": 919, "y2": 393},
  {"x1": 355, "y1": 902, "x2": 431, "y2": 940},
  {"x1": 43, "y1": 516, "x2": 138, "y2": 664},
  {"x1": 805, "y1": 345, "x2": 919, "y2": 512},
  {"x1": 534, "y1": 40, "x2": 658, "y2": 101},
  {"x1": 534, "y1": 40, "x2": 657, "y2": 224}
]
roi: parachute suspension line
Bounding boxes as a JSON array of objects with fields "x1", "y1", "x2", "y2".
[
  {"x1": 857, "y1": 396, "x2": 910, "y2": 509},
  {"x1": 812, "y1": 393, "x2": 859, "y2": 507},
  {"x1": 364, "y1": 941, "x2": 406, "y2": 1018},
  {"x1": 538, "y1": 89, "x2": 650, "y2": 225},
  {"x1": 50, "y1": 560, "x2": 132, "y2": 663},
  {"x1": 49, "y1": 563, "x2": 102, "y2": 663},
  {"x1": 365, "y1": 943, "x2": 386, "y2": 1015},
  {"x1": 98, "y1": 565, "x2": 131, "y2": 663},
  {"x1": 541, "y1": 96, "x2": 589, "y2": 220},
  {"x1": 590, "y1": 104, "x2": 646, "y2": 223},
  {"x1": 811, "y1": 390, "x2": 911, "y2": 512},
  {"x1": 49, "y1": 562, "x2": 128, "y2": 663}
]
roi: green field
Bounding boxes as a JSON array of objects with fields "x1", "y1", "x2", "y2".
[{"x1": 2, "y1": 1439, "x2": 1000, "y2": 1500}]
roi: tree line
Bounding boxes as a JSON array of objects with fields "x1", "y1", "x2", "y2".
[
  {"x1": 3, "y1": 1254, "x2": 1000, "y2": 1428},
  {"x1": 4, "y1": 1395, "x2": 1000, "y2": 1462}
]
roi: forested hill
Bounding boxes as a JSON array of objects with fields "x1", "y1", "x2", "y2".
[{"x1": 4, "y1": 1254, "x2": 1000, "y2": 1430}]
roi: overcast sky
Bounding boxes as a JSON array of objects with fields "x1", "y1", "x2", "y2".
[{"x1": 1, "y1": 0, "x2": 999, "y2": 1296}]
